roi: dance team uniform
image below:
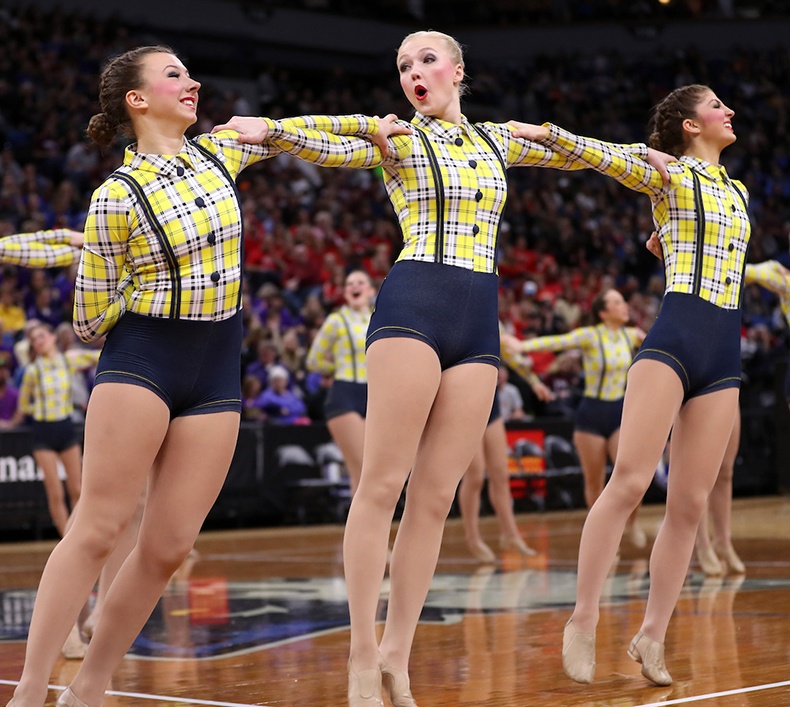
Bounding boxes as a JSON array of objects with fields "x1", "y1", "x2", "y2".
[
  {"x1": 307, "y1": 303, "x2": 371, "y2": 419},
  {"x1": 541, "y1": 124, "x2": 750, "y2": 399},
  {"x1": 521, "y1": 323, "x2": 642, "y2": 436}
]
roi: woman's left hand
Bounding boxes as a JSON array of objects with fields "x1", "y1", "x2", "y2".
[
  {"x1": 212, "y1": 116, "x2": 269, "y2": 143},
  {"x1": 371, "y1": 114, "x2": 412, "y2": 157},
  {"x1": 645, "y1": 147, "x2": 676, "y2": 184}
]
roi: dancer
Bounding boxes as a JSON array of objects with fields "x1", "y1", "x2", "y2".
[
  {"x1": 458, "y1": 331, "x2": 552, "y2": 562},
  {"x1": 306, "y1": 268, "x2": 375, "y2": 494},
  {"x1": 512, "y1": 288, "x2": 648, "y2": 547},
  {"x1": 7, "y1": 46, "x2": 405, "y2": 707},
  {"x1": 215, "y1": 29, "x2": 672, "y2": 706},
  {"x1": 509, "y1": 84, "x2": 749, "y2": 686}
]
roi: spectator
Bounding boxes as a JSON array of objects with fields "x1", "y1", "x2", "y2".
[{"x1": 255, "y1": 364, "x2": 309, "y2": 424}]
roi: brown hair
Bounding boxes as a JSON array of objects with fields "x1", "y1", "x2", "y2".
[
  {"x1": 647, "y1": 84, "x2": 710, "y2": 157},
  {"x1": 86, "y1": 45, "x2": 176, "y2": 147},
  {"x1": 591, "y1": 289, "x2": 614, "y2": 324}
]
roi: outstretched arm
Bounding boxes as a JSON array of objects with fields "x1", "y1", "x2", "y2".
[
  {"x1": 0, "y1": 229, "x2": 82, "y2": 268},
  {"x1": 506, "y1": 121, "x2": 676, "y2": 192},
  {"x1": 212, "y1": 114, "x2": 412, "y2": 163}
]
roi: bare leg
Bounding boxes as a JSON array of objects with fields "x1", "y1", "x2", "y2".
[
  {"x1": 327, "y1": 412, "x2": 366, "y2": 496},
  {"x1": 83, "y1": 491, "x2": 146, "y2": 639},
  {"x1": 640, "y1": 387, "x2": 739, "y2": 643},
  {"x1": 483, "y1": 419, "x2": 533, "y2": 553},
  {"x1": 68, "y1": 411, "x2": 240, "y2": 706},
  {"x1": 571, "y1": 360, "x2": 684, "y2": 633},
  {"x1": 573, "y1": 430, "x2": 608, "y2": 510},
  {"x1": 708, "y1": 409, "x2": 744, "y2": 572},
  {"x1": 34, "y1": 450, "x2": 71, "y2": 536},
  {"x1": 11, "y1": 384, "x2": 170, "y2": 707},
  {"x1": 344, "y1": 339, "x2": 442, "y2": 672},
  {"x1": 59, "y1": 444, "x2": 84, "y2": 514},
  {"x1": 458, "y1": 443, "x2": 495, "y2": 561},
  {"x1": 379, "y1": 361, "x2": 497, "y2": 670}
]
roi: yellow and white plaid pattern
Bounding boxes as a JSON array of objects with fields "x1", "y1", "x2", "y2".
[
  {"x1": 745, "y1": 261, "x2": 790, "y2": 328},
  {"x1": 74, "y1": 132, "x2": 279, "y2": 342},
  {"x1": 544, "y1": 124, "x2": 750, "y2": 310},
  {"x1": 306, "y1": 305, "x2": 370, "y2": 383},
  {"x1": 19, "y1": 349, "x2": 101, "y2": 421},
  {"x1": 521, "y1": 324, "x2": 641, "y2": 400},
  {"x1": 0, "y1": 229, "x2": 80, "y2": 268},
  {"x1": 267, "y1": 113, "x2": 647, "y2": 274}
]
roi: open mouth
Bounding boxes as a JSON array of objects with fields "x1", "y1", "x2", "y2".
[
  {"x1": 415, "y1": 85, "x2": 428, "y2": 100},
  {"x1": 181, "y1": 97, "x2": 197, "y2": 109}
]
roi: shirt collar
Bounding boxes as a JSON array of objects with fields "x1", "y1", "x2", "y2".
[
  {"x1": 680, "y1": 155, "x2": 730, "y2": 184},
  {"x1": 410, "y1": 111, "x2": 475, "y2": 142},
  {"x1": 123, "y1": 139, "x2": 198, "y2": 176}
]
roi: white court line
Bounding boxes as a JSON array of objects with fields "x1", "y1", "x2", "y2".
[
  {"x1": 3, "y1": 677, "x2": 789, "y2": 706},
  {"x1": 633, "y1": 679, "x2": 790, "y2": 706},
  {"x1": 0, "y1": 680, "x2": 266, "y2": 707}
]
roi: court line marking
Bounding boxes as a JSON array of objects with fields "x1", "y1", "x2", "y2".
[
  {"x1": 0, "y1": 681, "x2": 266, "y2": 707},
  {"x1": 634, "y1": 679, "x2": 790, "y2": 706}
]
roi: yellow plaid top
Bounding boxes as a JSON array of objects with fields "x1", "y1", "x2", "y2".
[
  {"x1": 306, "y1": 305, "x2": 371, "y2": 383},
  {"x1": 745, "y1": 261, "x2": 790, "y2": 328},
  {"x1": 74, "y1": 132, "x2": 279, "y2": 342},
  {"x1": 543, "y1": 124, "x2": 750, "y2": 310},
  {"x1": 265, "y1": 114, "x2": 648, "y2": 274},
  {"x1": 19, "y1": 349, "x2": 101, "y2": 421},
  {"x1": 0, "y1": 229, "x2": 80, "y2": 268},
  {"x1": 521, "y1": 324, "x2": 642, "y2": 400}
]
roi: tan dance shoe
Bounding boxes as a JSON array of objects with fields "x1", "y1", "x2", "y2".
[
  {"x1": 714, "y1": 541, "x2": 746, "y2": 574},
  {"x1": 467, "y1": 539, "x2": 496, "y2": 563},
  {"x1": 380, "y1": 660, "x2": 418, "y2": 707},
  {"x1": 628, "y1": 631, "x2": 673, "y2": 686},
  {"x1": 500, "y1": 534, "x2": 537, "y2": 556},
  {"x1": 56, "y1": 687, "x2": 91, "y2": 707},
  {"x1": 695, "y1": 542, "x2": 724, "y2": 577},
  {"x1": 562, "y1": 618, "x2": 595, "y2": 683},
  {"x1": 347, "y1": 659, "x2": 384, "y2": 707},
  {"x1": 61, "y1": 623, "x2": 87, "y2": 660}
]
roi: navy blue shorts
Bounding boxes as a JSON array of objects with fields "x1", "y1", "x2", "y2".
[
  {"x1": 574, "y1": 397, "x2": 624, "y2": 438},
  {"x1": 31, "y1": 418, "x2": 79, "y2": 453},
  {"x1": 324, "y1": 380, "x2": 367, "y2": 420},
  {"x1": 366, "y1": 260, "x2": 500, "y2": 370},
  {"x1": 94, "y1": 311, "x2": 243, "y2": 418},
  {"x1": 487, "y1": 390, "x2": 502, "y2": 426},
  {"x1": 632, "y1": 292, "x2": 741, "y2": 400}
]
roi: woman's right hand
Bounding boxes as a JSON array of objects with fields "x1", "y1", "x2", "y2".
[
  {"x1": 506, "y1": 121, "x2": 549, "y2": 142},
  {"x1": 646, "y1": 231, "x2": 663, "y2": 260},
  {"x1": 212, "y1": 116, "x2": 270, "y2": 143}
]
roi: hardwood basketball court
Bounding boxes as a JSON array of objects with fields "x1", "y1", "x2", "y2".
[{"x1": 2, "y1": 496, "x2": 789, "y2": 706}]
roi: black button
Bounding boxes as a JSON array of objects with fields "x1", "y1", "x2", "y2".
[
  {"x1": 728, "y1": 243, "x2": 734, "y2": 251},
  {"x1": 731, "y1": 204, "x2": 736, "y2": 212},
  {"x1": 207, "y1": 232, "x2": 216, "y2": 245},
  {"x1": 725, "y1": 276, "x2": 732, "y2": 285},
  {"x1": 195, "y1": 197, "x2": 205, "y2": 208},
  {"x1": 454, "y1": 137, "x2": 463, "y2": 146},
  {"x1": 472, "y1": 225, "x2": 480, "y2": 235},
  {"x1": 176, "y1": 166, "x2": 185, "y2": 177},
  {"x1": 469, "y1": 160, "x2": 477, "y2": 168},
  {"x1": 475, "y1": 190, "x2": 483, "y2": 201},
  {"x1": 210, "y1": 271, "x2": 220, "y2": 283}
]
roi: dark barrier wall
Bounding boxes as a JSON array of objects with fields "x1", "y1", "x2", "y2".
[{"x1": 1, "y1": 403, "x2": 780, "y2": 538}]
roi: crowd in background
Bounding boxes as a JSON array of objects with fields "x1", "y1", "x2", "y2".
[{"x1": 0, "y1": 4, "x2": 788, "y2": 426}]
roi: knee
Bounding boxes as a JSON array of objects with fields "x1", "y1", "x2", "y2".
[
  {"x1": 137, "y1": 533, "x2": 195, "y2": 578},
  {"x1": 607, "y1": 467, "x2": 651, "y2": 509},
  {"x1": 405, "y1": 483, "x2": 457, "y2": 522},
  {"x1": 667, "y1": 492, "x2": 708, "y2": 528}
]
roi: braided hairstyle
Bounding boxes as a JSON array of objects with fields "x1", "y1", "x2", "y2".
[
  {"x1": 86, "y1": 45, "x2": 176, "y2": 147},
  {"x1": 647, "y1": 84, "x2": 710, "y2": 157}
]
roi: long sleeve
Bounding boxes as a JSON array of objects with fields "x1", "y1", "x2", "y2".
[
  {"x1": 0, "y1": 230, "x2": 80, "y2": 268},
  {"x1": 73, "y1": 181, "x2": 135, "y2": 342},
  {"x1": 306, "y1": 315, "x2": 339, "y2": 375},
  {"x1": 520, "y1": 328, "x2": 591, "y2": 354},
  {"x1": 541, "y1": 123, "x2": 674, "y2": 198}
]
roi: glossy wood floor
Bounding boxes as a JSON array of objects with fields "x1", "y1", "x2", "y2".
[{"x1": 2, "y1": 496, "x2": 790, "y2": 706}]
